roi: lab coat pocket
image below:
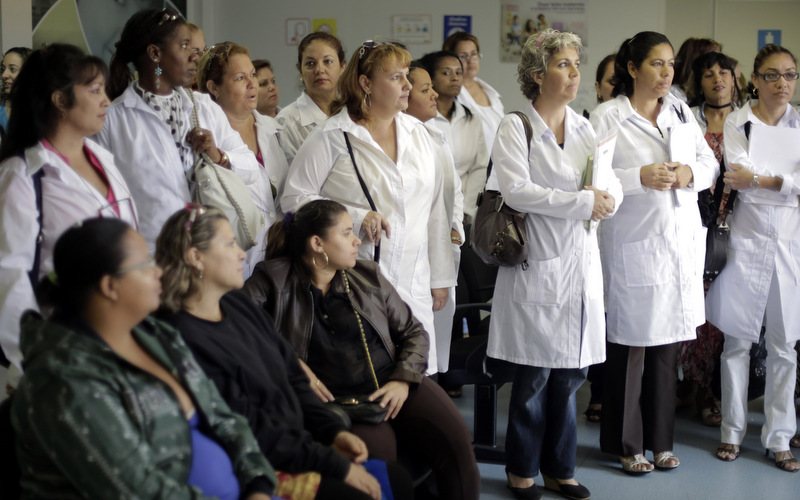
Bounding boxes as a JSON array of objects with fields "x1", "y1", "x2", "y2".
[
  {"x1": 513, "y1": 256, "x2": 562, "y2": 306},
  {"x1": 727, "y1": 237, "x2": 758, "y2": 286},
  {"x1": 621, "y1": 234, "x2": 671, "y2": 287}
]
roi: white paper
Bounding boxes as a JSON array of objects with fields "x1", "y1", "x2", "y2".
[
  {"x1": 585, "y1": 133, "x2": 617, "y2": 230},
  {"x1": 746, "y1": 125, "x2": 800, "y2": 206},
  {"x1": 669, "y1": 123, "x2": 697, "y2": 207}
]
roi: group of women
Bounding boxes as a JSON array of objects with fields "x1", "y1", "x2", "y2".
[{"x1": 1, "y1": 4, "x2": 799, "y2": 500}]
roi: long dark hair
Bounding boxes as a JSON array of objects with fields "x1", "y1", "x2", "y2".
[
  {"x1": 674, "y1": 37, "x2": 720, "y2": 90},
  {"x1": 46, "y1": 218, "x2": 131, "y2": 315},
  {"x1": 107, "y1": 8, "x2": 186, "y2": 100},
  {"x1": 418, "y1": 50, "x2": 472, "y2": 120},
  {"x1": 0, "y1": 47, "x2": 32, "y2": 104},
  {"x1": 0, "y1": 44, "x2": 107, "y2": 162},
  {"x1": 612, "y1": 31, "x2": 672, "y2": 98},
  {"x1": 595, "y1": 53, "x2": 616, "y2": 103},
  {"x1": 266, "y1": 200, "x2": 348, "y2": 264},
  {"x1": 687, "y1": 51, "x2": 740, "y2": 107}
]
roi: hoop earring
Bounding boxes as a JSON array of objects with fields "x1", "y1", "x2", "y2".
[
  {"x1": 312, "y1": 252, "x2": 329, "y2": 270},
  {"x1": 753, "y1": 87, "x2": 759, "y2": 97},
  {"x1": 154, "y1": 59, "x2": 163, "y2": 90},
  {"x1": 363, "y1": 93, "x2": 372, "y2": 109}
]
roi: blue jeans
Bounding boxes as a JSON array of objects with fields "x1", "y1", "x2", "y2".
[{"x1": 506, "y1": 365, "x2": 588, "y2": 479}]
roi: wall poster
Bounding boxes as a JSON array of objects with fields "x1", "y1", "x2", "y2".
[{"x1": 500, "y1": 1, "x2": 588, "y2": 62}]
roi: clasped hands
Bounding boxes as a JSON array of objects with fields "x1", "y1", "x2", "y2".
[{"x1": 640, "y1": 162, "x2": 693, "y2": 191}]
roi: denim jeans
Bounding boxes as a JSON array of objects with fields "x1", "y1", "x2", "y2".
[{"x1": 505, "y1": 365, "x2": 588, "y2": 479}]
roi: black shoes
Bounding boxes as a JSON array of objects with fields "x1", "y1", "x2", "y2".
[{"x1": 542, "y1": 474, "x2": 591, "y2": 500}]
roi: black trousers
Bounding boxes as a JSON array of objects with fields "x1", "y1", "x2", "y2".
[{"x1": 600, "y1": 341, "x2": 679, "y2": 456}]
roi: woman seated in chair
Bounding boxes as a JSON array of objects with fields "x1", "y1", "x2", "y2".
[
  {"x1": 11, "y1": 218, "x2": 276, "y2": 499},
  {"x1": 155, "y1": 204, "x2": 412, "y2": 500},
  {"x1": 244, "y1": 199, "x2": 481, "y2": 500}
]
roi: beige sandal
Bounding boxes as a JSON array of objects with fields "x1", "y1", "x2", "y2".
[
  {"x1": 619, "y1": 454, "x2": 653, "y2": 475},
  {"x1": 653, "y1": 451, "x2": 680, "y2": 470}
]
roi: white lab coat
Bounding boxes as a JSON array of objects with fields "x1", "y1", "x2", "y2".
[
  {"x1": 590, "y1": 93, "x2": 718, "y2": 346},
  {"x1": 706, "y1": 102, "x2": 800, "y2": 343},
  {"x1": 487, "y1": 103, "x2": 621, "y2": 369},
  {"x1": 0, "y1": 140, "x2": 138, "y2": 370},
  {"x1": 431, "y1": 102, "x2": 489, "y2": 222},
  {"x1": 276, "y1": 92, "x2": 328, "y2": 165},
  {"x1": 458, "y1": 77, "x2": 505, "y2": 153},
  {"x1": 241, "y1": 111, "x2": 287, "y2": 277},
  {"x1": 281, "y1": 109, "x2": 456, "y2": 374},
  {"x1": 422, "y1": 121, "x2": 465, "y2": 372},
  {"x1": 95, "y1": 84, "x2": 261, "y2": 249}
]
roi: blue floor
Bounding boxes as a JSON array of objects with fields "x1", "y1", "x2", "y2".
[{"x1": 452, "y1": 382, "x2": 800, "y2": 499}]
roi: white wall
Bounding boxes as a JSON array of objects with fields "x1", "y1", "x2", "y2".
[{"x1": 205, "y1": 0, "x2": 667, "y2": 114}]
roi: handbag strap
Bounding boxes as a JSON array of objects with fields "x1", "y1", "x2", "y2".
[
  {"x1": 716, "y1": 121, "x2": 753, "y2": 225},
  {"x1": 343, "y1": 131, "x2": 380, "y2": 264},
  {"x1": 342, "y1": 271, "x2": 381, "y2": 391},
  {"x1": 29, "y1": 168, "x2": 45, "y2": 286},
  {"x1": 485, "y1": 110, "x2": 533, "y2": 182}
]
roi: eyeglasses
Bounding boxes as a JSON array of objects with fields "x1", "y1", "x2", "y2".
[
  {"x1": 192, "y1": 46, "x2": 208, "y2": 57},
  {"x1": 458, "y1": 52, "x2": 482, "y2": 63},
  {"x1": 754, "y1": 71, "x2": 799, "y2": 82},
  {"x1": 206, "y1": 42, "x2": 233, "y2": 72},
  {"x1": 185, "y1": 202, "x2": 207, "y2": 232},
  {"x1": 114, "y1": 256, "x2": 157, "y2": 276}
]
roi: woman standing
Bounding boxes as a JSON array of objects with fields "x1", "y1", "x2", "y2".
[
  {"x1": 0, "y1": 47, "x2": 31, "y2": 133},
  {"x1": 254, "y1": 60, "x2": 280, "y2": 117},
  {"x1": 590, "y1": 31, "x2": 718, "y2": 474},
  {"x1": 420, "y1": 50, "x2": 488, "y2": 223},
  {"x1": 706, "y1": 44, "x2": 800, "y2": 471},
  {"x1": 281, "y1": 41, "x2": 454, "y2": 373},
  {"x1": 277, "y1": 33, "x2": 346, "y2": 164},
  {"x1": 681, "y1": 51, "x2": 739, "y2": 427},
  {"x1": 488, "y1": 30, "x2": 620, "y2": 500},
  {"x1": 0, "y1": 44, "x2": 137, "y2": 378},
  {"x1": 97, "y1": 8, "x2": 259, "y2": 249},
  {"x1": 197, "y1": 42, "x2": 287, "y2": 276},
  {"x1": 443, "y1": 32, "x2": 504, "y2": 153},
  {"x1": 12, "y1": 218, "x2": 276, "y2": 498},
  {"x1": 244, "y1": 200, "x2": 480, "y2": 500}
]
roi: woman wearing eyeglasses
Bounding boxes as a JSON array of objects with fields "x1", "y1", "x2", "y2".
[
  {"x1": 97, "y1": 9, "x2": 259, "y2": 250},
  {"x1": 0, "y1": 44, "x2": 137, "y2": 384},
  {"x1": 706, "y1": 44, "x2": 800, "y2": 471},
  {"x1": 11, "y1": 218, "x2": 277, "y2": 499},
  {"x1": 443, "y1": 32, "x2": 505, "y2": 153},
  {"x1": 197, "y1": 42, "x2": 287, "y2": 276},
  {"x1": 281, "y1": 40, "x2": 455, "y2": 375}
]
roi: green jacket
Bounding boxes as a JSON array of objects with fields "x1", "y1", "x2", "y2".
[{"x1": 12, "y1": 312, "x2": 276, "y2": 499}]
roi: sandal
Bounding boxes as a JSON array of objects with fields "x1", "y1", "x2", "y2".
[
  {"x1": 715, "y1": 443, "x2": 740, "y2": 462},
  {"x1": 700, "y1": 405, "x2": 722, "y2": 426},
  {"x1": 769, "y1": 450, "x2": 800, "y2": 473},
  {"x1": 583, "y1": 405, "x2": 601, "y2": 423},
  {"x1": 790, "y1": 435, "x2": 800, "y2": 449},
  {"x1": 619, "y1": 454, "x2": 653, "y2": 475},
  {"x1": 653, "y1": 451, "x2": 680, "y2": 470}
]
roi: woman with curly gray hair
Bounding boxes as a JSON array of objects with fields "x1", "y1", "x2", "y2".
[{"x1": 486, "y1": 29, "x2": 622, "y2": 500}]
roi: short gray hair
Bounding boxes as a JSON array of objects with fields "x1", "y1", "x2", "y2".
[{"x1": 518, "y1": 29, "x2": 583, "y2": 101}]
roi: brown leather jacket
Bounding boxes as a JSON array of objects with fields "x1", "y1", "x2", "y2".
[{"x1": 243, "y1": 258, "x2": 429, "y2": 385}]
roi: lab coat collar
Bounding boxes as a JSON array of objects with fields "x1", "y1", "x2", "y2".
[
  {"x1": 117, "y1": 82, "x2": 194, "y2": 117},
  {"x1": 23, "y1": 139, "x2": 113, "y2": 178},
  {"x1": 736, "y1": 100, "x2": 800, "y2": 127}
]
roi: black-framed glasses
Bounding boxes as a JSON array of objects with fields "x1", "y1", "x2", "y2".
[
  {"x1": 114, "y1": 256, "x2": 157, "y2": 276},
  {"x1": 185, "y1": 202, "x2": 207, "y2": 232},
  {"x1": 754, "y1": 71, "x2": 799, "y2": 82},
  {"x1": 205, "y1": 42, "x2": 233, "y2": 72}
]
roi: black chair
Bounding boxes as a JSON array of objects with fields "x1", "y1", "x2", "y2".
[{"x1": 0, "y1": 395, "x2": 21, "y2": 499}]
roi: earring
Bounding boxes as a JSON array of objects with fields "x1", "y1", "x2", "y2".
[
  {"x1": 753, "y1": 87, "x2": 759, "y2": 97},
  {"x1": 311, "y1": 252, "x2": 329, "y2": 270},
  {"x1": 154, "y1": 59, "x2": 162, "y2": 90},
  {"x1": 363, "y1": 93, "x2": 372, "y2": 109},
  {"x1": 597, "y1": 93, "x2": 602, "y2": 101},
  {"x1": 197, "y1": 266, "x2": 204, "y2": 280}
]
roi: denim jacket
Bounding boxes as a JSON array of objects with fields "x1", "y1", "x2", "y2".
[{"x1": 11, "y1": 312, "x2": 276, "y2": 499}]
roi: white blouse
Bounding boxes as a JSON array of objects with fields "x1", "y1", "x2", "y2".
[
  {"x1": 457, "y1": 77, "x2": 505, "y2": 153},
  {"x1": 276, "y1": 92, "x2": 328, "y2": 165}
]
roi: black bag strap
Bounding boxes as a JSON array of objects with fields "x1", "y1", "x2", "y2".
[
  {"x1": 716, "y1": 120, "x2": 753, "y2": 224},
  {"x1": 343, "y1": 131, "x2": 380, "y2": 264},
  {"x1": 673, "y1": 104, "x2": 687, "y2": 124},
  {"x1": 28, "y1": 168, "x2": 45, "y2": 286},
  {"x1": 485, "y1": 110, "x2": 533, "y2": 182}
]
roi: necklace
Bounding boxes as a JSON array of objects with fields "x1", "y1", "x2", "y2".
[
  {"x1": 341, "y1": 271, "x2": 381, "y2": 391},
  {"x1": 706, "y1": 102, "x2": 732, "y2": 109}
]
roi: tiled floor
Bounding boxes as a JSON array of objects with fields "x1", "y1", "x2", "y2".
[{"x1": 452, "y1": 382, "x2": 799, "y2": 500}]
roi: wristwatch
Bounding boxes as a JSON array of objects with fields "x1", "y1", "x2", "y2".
[{"x1": 750, "y1": 174, "x2": 759, "y2": 189}]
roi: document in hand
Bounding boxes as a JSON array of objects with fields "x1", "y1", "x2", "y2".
[
  {"x1": 668, "y1": 123, "x2": 697, "y2": 207},
  {"x1": 584, "y1": 133, "x2": 617, "y2": 229},
  {"x1": 745, "y1": 125, "x2": 800, "y2": 207}
]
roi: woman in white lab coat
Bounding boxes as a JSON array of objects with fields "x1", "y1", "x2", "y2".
[
  {"x1": 197, "y1": 42, "x2": 288, "y2": 277},
  {"x1": 281, "y1": 41, "x2": 454, "y2": 375},
  {"x1": 0, "y1": 45, "x2": 138, "y2": 378},
  {"x1": 97, "y1": 8, "x2": 259, "y2": 249},
  {"x1": 488, "y1": 30, "x2": 620, "y2": 500},
  {"x1": 277, "y1": 32, "x2": 346, "y2": 165},
  {"x1": 590, "y1": 31, "x2": 717, "y2": 474},
  {"x1": 706, "y1": 44, "x2": 800, "y2": 471}
]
